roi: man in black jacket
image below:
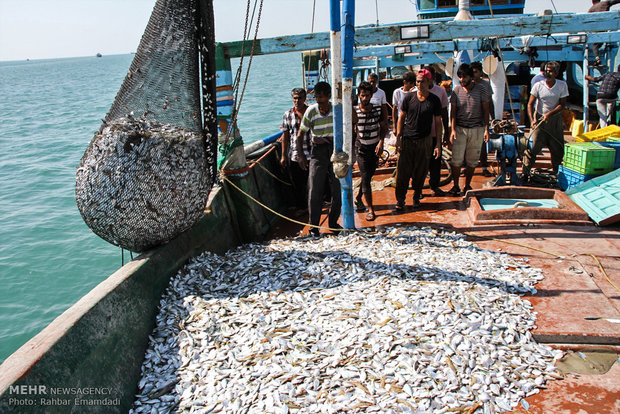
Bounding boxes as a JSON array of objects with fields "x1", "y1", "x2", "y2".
[{"x1": 586, "y1": 65, "x2": 620, "y2": 127}]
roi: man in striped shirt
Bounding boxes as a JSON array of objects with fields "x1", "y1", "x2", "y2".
[
  {"x1": 298, "y1": 81, "x2": 342, "y2": 236},
  {"x1": 353, "y1": 81, "x2": 388, "y2": 221},
  {"x1": 281, "y1": 88, "x2": 311, "y2": 210},
  {"x1": 448, "y1": 63, "x2": 491, "y2": 196}
]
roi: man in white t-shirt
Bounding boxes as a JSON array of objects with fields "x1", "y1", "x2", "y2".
[
  {"x1": 368, "y1": 73, "x2": 388, "y2": 118},
  {"x1": 523, "y1": 61, "x2": 569, "y2": 179},
  {"x1": 391, "y1": 71, "x2": 415, "y2": 136}
]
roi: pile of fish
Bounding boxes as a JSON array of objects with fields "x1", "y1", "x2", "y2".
[
  {"x1": 75, "y1": 117, "x2": 211, "y2": 252},
  {"x1": 132, "y1": 226, "x2": 562, "y2": 413}
]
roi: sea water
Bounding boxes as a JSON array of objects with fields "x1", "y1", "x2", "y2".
[{"x1": 0, "y1": 51, "x2": 301, "y2": 363}]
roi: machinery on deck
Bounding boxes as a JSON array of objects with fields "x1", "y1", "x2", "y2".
[{"x1": 486, "y1": 119, "x2": 530, "y2": 186}]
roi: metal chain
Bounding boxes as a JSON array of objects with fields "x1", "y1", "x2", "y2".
[
  {"x1": 232, "y1": 0, "x2": 252, "y2": 110},
  {"x1": 227, "y1": 0, "x2": 264, "y2": 141}
]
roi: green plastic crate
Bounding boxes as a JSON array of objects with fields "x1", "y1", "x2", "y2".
[{"x1": 563, "y1": 142, "x2": 615, "y2": 175}]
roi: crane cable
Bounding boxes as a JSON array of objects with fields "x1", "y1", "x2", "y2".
[{"x1": 226, "y1": 0, "x2": 264, "y2": 144}]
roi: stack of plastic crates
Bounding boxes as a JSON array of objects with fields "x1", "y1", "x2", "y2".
[
  {"x1": 594, "y1": 140, "x2": 620, "y2": 169},
  {"x1": 574, "y1": 124, "x2": 620, "y2": 142},
  {"x1": 558, "y1": 142, "x2": 616, "y2": 190}
]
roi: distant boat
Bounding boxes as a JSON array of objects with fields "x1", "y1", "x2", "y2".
[{"x1": 96, "y1": 53, "x2": 102, "y2": 58}]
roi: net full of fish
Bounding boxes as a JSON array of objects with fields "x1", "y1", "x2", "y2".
[
  {"x1": 131, "y1": 226, "x2": 562, "y2": 413},
  {"x1": 75, "y1": 117, "x2": 210, "y2": 252}
]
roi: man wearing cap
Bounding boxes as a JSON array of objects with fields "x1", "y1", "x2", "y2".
[{"x1": 395, "y1": 69, "x2": 443, "y2": 210}]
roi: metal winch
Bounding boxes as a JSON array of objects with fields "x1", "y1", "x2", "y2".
[{"x1": 486, "y1": 119, "x2": 531, "y2": 186}]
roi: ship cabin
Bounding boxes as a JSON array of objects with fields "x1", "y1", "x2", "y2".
[{"x1": 416, "y1": 0, "x2": 525, "y2": 20}]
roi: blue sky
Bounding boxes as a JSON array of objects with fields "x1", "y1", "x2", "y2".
[{"x1": 0, "y1": 0, "x2": 592, "y2": 61}]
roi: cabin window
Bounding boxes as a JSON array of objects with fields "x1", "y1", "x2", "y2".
[
  {"x1": 492, "y1": 0, "x2": 511, "y2": 4},
  {"x1": 419, "y1": 0, "x2": 436, "y2": 10},
  {"x1": 437, "y1": 0, "x2": 457, "y2": 8},
  {"x1": 471, "y1": 0, "x2": 484, "y2": 5}
]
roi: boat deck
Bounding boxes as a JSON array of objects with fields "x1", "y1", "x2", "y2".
[{"x1": 268, "y1": 157, "x2": 620, "y2": 413}]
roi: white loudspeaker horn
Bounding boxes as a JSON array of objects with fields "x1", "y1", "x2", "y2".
[
  {"x1": 483, "y1": 55, "x2": 499, "y2": 76},
  {"x1": 445, "y1": 57, "x2": 455, "y2": 78}
]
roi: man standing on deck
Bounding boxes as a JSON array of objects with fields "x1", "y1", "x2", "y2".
[
  {"x1": 588, "y1": 0, "x2": 620, "y2": 66},
  {"x1": 413, "y1": 66, "x2": 450, "y2": 196},
  {"x1": 585, "y1": 65, "x2": 620, "y2": 128},
  {"x1": 471, "y1": 61, "x2": 495, "y2": 178},
  {"x1": 394, "y1": 69, "x2": 443, "y2": 210},
  {"x1": 297, "y1": 81, "x2": 342, "y2": 236},
  {"x1": 448, "y1": 64, "x2": 491, "y2": 196},
  {"x1": 353, "y1": 81, "x2": 388, "y2": 221},
  {"x1": 523, "y1": 61, "x2": 569, "y2": 180},
  {"x1": 368, "y1": 73, "x2": 389, "y2": 118},
  {"x1": 280, "y1": 88, "x2": 311, "y2": 212}
]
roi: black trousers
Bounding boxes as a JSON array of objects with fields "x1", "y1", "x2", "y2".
[
  {"x1": 308, "y1": 143, "x2": 342, "y2": 228},
  {"x1": 357, "y1": 142, "x2": 379, "y2": 194},
  {"x1": 395, "y1": 135, "x2": 433, "y2": 203},
  {"x1": 287, "y1": 161, "x2": 309, "y2": 209}
]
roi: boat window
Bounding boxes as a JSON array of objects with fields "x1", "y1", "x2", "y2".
[
  {"x1": 505, "y1": 62, "x2": 517, "y2": 75},
  {"x1": 437, "y1": 0, "x2": 457, "y2": 8},
  {"x1": 419, "y1": 0, "x2": 436, "y2": 10}
]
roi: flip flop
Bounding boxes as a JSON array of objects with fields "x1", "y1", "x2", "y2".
[
  {"x1": 447, "y1": 186, "x2": 461, "y2": 196},
  {"x1": 355, "y1": 200, "x2": 366, "y2": 212},
  {"x1": 366, "y1": 211, "x2": 376, "y2": 221}
]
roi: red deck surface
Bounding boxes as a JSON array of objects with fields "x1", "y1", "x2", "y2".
[{"x1": 267, "y1": 157, "x2": 620, "y2": 413}]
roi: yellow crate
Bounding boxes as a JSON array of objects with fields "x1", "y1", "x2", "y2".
[
  {"x1": 578, "y1": 125, "x2": 620, "y2": 142},
  {"x1": 571, "y1": 119, "x2": 584, "y2": 137}
]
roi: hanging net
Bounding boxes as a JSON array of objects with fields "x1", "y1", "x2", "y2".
[{"x1": 75, "y1": 0, "x2": 217, "y2": 252}]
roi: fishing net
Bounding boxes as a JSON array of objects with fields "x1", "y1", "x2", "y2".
[{"x1": 75, "y1": 0, "x2": 217, "y2": 252}]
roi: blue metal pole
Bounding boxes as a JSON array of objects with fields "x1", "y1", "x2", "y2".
[
  {"x1": 583, "y1": 47, "x2": 589, "y2": 131},
  {"x1": 340, "y1": 0, "x2": 355, "y2": 229},
  {"x1": 329, "y1": 0, "x2": 354, "y2": 230}
]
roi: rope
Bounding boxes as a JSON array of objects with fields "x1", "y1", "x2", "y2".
[
  {"x1": 550, "y1": 0, "x2": 558, "y2": 14},
  {"x1": 248, "y1": 160, "x2": 293, "y2": 186},
  {"x1": 586, "y1": 254, "x2": 620, "y2": 293},
  {"x1": 311, "y1": 0, "x2": 316, "y2": 33},
  {"x1": 220, "y1": 174, "x2": 356, "y2": 234},
  {"x1": 465, "y1": 232, "x2": 563, "y2": 258},
  {"x1": 466, "y1": 233, "x2": 619, "y2": 294}
]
